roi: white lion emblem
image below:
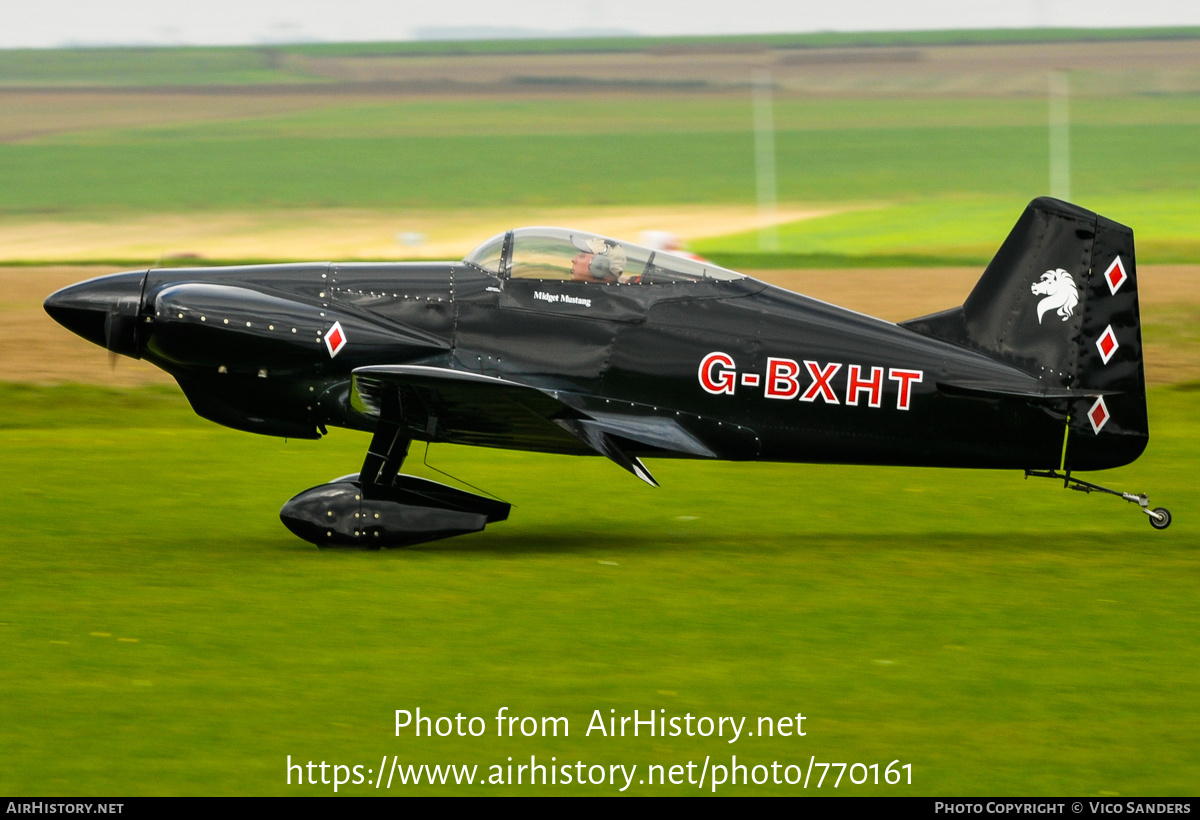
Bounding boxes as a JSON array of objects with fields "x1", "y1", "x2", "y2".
[{"x1": 1031, "y1": 269, "x2": 1079, "y2": 324}]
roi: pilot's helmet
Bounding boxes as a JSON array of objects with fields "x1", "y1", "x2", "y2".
[{"x1": 572, "y1": 235, "x2": 627, "y2": 281}]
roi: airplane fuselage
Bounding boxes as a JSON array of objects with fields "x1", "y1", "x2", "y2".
[{"x1": 56, "y1": 261, "x2": 1067, "y2": 472}]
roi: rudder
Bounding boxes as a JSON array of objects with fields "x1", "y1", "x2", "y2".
[{"x1": 1067, "y1": 213, "x2": 1147, "y2": 470}]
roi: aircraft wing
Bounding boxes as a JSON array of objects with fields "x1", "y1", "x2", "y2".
[{"x1": 352, "y1": 365, "x2": 719, "y2": 485}]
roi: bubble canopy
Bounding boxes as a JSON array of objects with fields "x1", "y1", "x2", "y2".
[{"x1": 463, "y1": 227, "x2": 745, "y2": 285}]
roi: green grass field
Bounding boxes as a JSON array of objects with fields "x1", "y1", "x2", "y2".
[
  {"x1": 0, "y1": 383, "x2": 1197, "y2": 795},
  {"x1": 697, "y1": 191, "x2": 1200, "y2": 266},
  {"x1": 4, "y1": 94, "x2": 1199, "y2": 264},
  {"x1": 10, "y1": 98, "x2": 1200, "y2": 207}
]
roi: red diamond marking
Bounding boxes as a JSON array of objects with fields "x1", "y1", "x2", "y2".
[
  {"x1": 325, "y1": 321, "x2": 347, "y2": 358},
  {"x1": 1096, "y1": 325, "x2": 1119, "y2": 365},
  {"x1": 1087, "y1": 396, "x2": 1110, "y2": 434},
  {"x1": 1103, "y1": 256, "x2": 1128, "y2": 295}
]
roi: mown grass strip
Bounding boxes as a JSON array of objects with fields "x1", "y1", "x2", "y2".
[{"x1": 0, "y1": 382, "x2": 1196, "y2": 794}]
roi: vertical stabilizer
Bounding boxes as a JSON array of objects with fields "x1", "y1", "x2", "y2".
[{"x1": 902, "y1": 197, "x2": 1148, "y2": 470}]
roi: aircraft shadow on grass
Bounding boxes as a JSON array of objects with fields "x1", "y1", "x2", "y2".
[{"x1": 263, "y1": 527, "x2": 1155, "y2": 557}]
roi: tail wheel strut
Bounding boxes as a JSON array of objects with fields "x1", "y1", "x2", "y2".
[{"x1": 1025, "y1": 470, "x2": 1171, "y2": 530}]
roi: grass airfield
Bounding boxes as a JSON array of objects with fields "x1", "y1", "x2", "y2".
[
  {"x1": 1, "y1": 30, "x2": 1199, "y2": 795},
  {"x1": 1, "y1": 384, "x2": 1197, "y2": 795}
]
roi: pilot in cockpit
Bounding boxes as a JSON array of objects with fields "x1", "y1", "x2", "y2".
[{"x1": 570, "y1": 236, "x2": 629, "y2": 284}]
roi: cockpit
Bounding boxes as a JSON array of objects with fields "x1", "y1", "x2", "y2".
[{"x1": 463, "y1": 227, "x2": 745, "y2": 285}]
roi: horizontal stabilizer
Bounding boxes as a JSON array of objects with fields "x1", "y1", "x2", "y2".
[{"x1": 936, "y1": 380, "x2": 1112, "y2": 402}]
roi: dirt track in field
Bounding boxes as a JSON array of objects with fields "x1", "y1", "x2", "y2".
[
  {"x1": 8, "y1": 265, "x2": 1198, "y2": 387},
  {"x1": 0, "y1": 205, "x2": 839, "y2": 265},
  {"x1": 0, "y1": 91, "x2": 359, "y2": 143}
]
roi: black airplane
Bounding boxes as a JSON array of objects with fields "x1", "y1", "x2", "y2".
[{"x1": 44, "y1": 197, "x2": 1169, "y2": 547}]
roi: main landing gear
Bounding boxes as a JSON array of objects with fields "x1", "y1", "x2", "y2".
[
  {"x1": 1025, "y1": 470, "x2": 1171, "y2": 530},
  {"x1": 280, "y1": 387, "x2": 509, "y2": 548}
]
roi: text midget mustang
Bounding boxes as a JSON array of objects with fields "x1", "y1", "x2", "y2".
[{"x1": 45, "y1": 198, "x2": 1169, "y2": 547}]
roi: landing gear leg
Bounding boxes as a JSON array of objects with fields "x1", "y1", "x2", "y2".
[
  {"x1": 359, "y1": 385, "x2": 411, "y2": 498},
  {"x1": 1025, "y1": 470, "x2": 1171, "y2": 530},
  {"x1": 279, "y1": 386, "x2": 511, "y2": 548}
]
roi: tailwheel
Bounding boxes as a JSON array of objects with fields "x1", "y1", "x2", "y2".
[
  {"x1": 1149, "y1": 508, "x2": 1172, "y2": 530},
  {"x1": 1025, "y1": 470, "x2": 1172, "y2": 531}
]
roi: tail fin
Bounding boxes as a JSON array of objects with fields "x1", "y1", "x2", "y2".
[{"x1": 902, "y1": 197, "x2": 1147, "y2": 470}]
